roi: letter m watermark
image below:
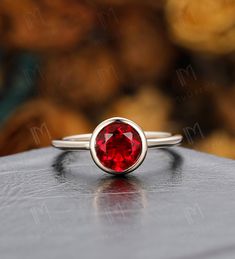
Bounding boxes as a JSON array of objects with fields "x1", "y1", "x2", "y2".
[
  {"x1": 97, "y1": 65, "x2": 119, "y2": 85},
  {"x1": 24, "y1": 8, "x2": 45, "y2": 31},
  {"x1": 97, "y1": 7, "x2": 118, "y2": 29},
  {"x1": 30, "y1": 122, "x2": 51, "y2": 145},
  {"x1": 176, "y1": 64, "x2": 197, "y2": 87},
  {"x1": 184, "y1": 203, "x2": 204, "y2": 225},
  {"x1": 183, "y1": 122, "x2": 204, "y2": 144},
  {"x1": 30, "y1": 202, "x2": 51, "y2": 225}
]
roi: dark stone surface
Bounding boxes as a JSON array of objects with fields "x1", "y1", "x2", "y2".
[{"x1": 0, "y1": 147, "x2": 235, "y2": 259}]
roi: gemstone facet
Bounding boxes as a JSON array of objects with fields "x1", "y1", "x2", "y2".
[{"x1": 95, "y1": 121, "x2": 142, "y2": 173}]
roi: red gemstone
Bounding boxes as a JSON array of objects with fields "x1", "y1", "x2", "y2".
[{"x1": 95, "y1": 122, "x2": 142, "y2": 172}]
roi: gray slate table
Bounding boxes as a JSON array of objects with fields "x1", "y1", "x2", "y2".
[{"x1": 0, "y1": 147, "x2": 235, "y2": 259}]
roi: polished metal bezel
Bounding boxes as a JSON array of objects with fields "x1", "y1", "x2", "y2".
[{"x1": 90, "y1": 117, "x2": 148, "y2": 175}]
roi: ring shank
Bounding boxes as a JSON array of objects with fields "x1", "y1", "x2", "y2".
[{"x1": 52, "y1": 131, "x2": 183, "y2": 150}]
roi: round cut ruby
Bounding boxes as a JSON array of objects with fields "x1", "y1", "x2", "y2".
[{"x1": 95, "y1": 122, "x2": 142, "y2": 172}]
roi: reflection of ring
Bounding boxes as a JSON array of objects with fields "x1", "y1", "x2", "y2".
[
  {"x1": 93, "y1": 177, "x2": 147, "y2": 222},
  {"x1": 52, "y1": 117, "x2": 183, "y2": 175}
]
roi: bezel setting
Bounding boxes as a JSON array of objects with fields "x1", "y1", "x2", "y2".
[{"x1": 89, "y1": 117, "x2": 147, "y2": 175}]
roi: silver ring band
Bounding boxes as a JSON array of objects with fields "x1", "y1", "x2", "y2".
[{"x1": 52, "y1": 132, "x2": 182, "y2": 150}]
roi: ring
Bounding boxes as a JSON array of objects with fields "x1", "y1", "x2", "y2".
[{"x1": 52, "y1": 117, "x2": 183, "y2": 175}]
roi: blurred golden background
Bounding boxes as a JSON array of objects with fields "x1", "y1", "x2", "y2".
[{"x1": 0, "y1": 0, "x2": 235, "y2": 158}]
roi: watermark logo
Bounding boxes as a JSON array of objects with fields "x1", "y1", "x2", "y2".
[
  {"x1": 30, "y1": 122, "x2": 51, "y2": 145},
  {"x1": 184, "y1": 203, "x2": 204, "y2": 225},
  {"x1": 176, "y1": 64, "x2": 197, "y2": 87},
  {"x1": 183, "y1": 122, "x2": 204, "y2": 145},
  {"x1": 97, "y1": 65, "x2": 119, "y2": 85},
  {"x1": 30, "y1": 202, "x2": 51, "y2": 225},
  {"x1": 24, "y1": 8, "x2": 45, "y2": 31},
  {"x1": 97, "y1": 7, "x2": 119, "y2": 30}
]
